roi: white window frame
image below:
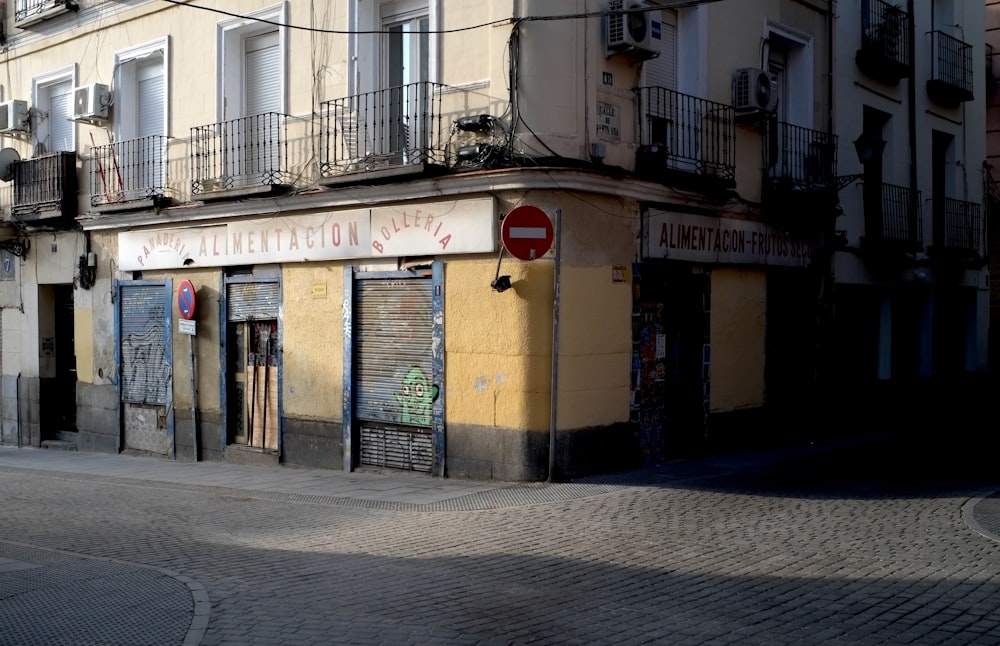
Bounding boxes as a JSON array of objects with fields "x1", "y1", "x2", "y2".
[
  {"x1": 114, "y1": 37, "x2": 170, "y2": 142},
  {"x1": 31, "y1": 64, "x2": 77, "y2": 155},
  {"x1": 765, "y1": 22, "x2": 814, "y2": 129},
  {"x1": 217, "y1": 2, "x2": 287, "y2": 122}
]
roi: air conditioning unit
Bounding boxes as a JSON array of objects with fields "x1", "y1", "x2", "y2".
[
  {"x1": 0, "y1": 100, "x2": 29, "y2": 133},
  {"x1": 607, "y1": 0, "x2": 657, "y2": 59},
  {"x1": 73, "y1": 83, "x2": 111, "y2": 121},
  {"x1": 732, "y1": 68, "x2": 778, "y2": 114}
]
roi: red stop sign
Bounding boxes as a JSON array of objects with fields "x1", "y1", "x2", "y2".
[{"x1": 500, "y1": 205, "x2": 553, "y2": 261}]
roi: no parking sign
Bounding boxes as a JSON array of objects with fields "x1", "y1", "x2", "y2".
[{"x1": 177, "y1": 280, "x2": 197, "y2": 320}]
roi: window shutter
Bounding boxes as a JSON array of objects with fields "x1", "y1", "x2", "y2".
[
  {"x1": 643, "y1": 11, "x2": 676, "y2": 90},
  {"x1": 50, "y1": 84, "x2": 73, "y2": 152},
  {"x1": 137, "y1": 58, "x2": 165, "y2": 137},
  {"x1": 245, "y1": 31, "x2": 280, "y2": 116}
]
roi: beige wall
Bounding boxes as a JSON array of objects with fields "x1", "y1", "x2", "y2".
[
  {"x1": 710, "y1": 267, "x2": 766, "y2": 412},
  {"x1": 281, "y1": 263, "x2": 345, "y2": 420}
]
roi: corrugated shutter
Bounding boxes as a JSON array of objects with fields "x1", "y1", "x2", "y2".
[
  {"x1": 227, "y1": 281, "x2": 280, "y2": 321},
  {"x1": 355, "y1": 278, "x2": 434, "y2": 472},
  {"x1": 644, "y1": 10, "x2": 676, "y2": 90},
  {"x1": 137, "y1": 57, "x2": 165, "y2": 138},
  {"x1": 245, "y1": 31, "x2": 280, "y2": 116},
  {"x1": 50, "y1": 83, "x2": 74, "y2": 152},
  {"x1": 120, "y1": 284, "x2": 169, "y2": 404}
]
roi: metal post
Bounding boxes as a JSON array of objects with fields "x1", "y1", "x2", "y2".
[
  {"x1": 548, "y1": 209, "x2": 562, "y2": 482},
  {"x1": 190, "y1": 333, "x2": 199, "y2": 462}
]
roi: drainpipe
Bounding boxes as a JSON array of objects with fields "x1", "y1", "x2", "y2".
[
  {"x1": 16, "y1": 373, "x2": 21, "y2": 448},
  {"x1": 548, "y1": 209, "x2": 562, "y2": 483},
  {"x1": 907, "y1": 0, "x2": 918, "y2": 247}
]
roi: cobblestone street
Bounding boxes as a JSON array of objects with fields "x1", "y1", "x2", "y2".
[{"x1": 2, "y1": 437, "x2": 1000, "y2": 645}]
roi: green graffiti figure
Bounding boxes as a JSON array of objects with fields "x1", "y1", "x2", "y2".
[{"x1": 396, "y1": 368, "x2": 438, "y2": 426}]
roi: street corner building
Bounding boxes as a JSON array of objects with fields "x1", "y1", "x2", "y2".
[{"x1": 0, "y1": 0, "x2": 990, "y2": 481}]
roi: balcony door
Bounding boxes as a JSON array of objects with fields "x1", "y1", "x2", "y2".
[
  {"x1": 114, "y1": 42, "x2": 167, "y2": 202},
  {"x1": 381, "y1": 3, "x2": 429, "y2": 163},
  {"x1": 219, "y1": 4, "x2": 285, "y2": 189}
]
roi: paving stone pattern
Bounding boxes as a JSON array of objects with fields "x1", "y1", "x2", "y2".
[{"x1": 2, "y1": 446, "x2": 1000, "y2": 645}]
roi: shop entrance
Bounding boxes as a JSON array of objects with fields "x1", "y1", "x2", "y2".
[
  {"x1": 348, "y1": 265, "x2": 444, "y2": 475},
  {"x1": 631, "y1": 263, "x2": 710, "y2": 463},
  {"x1": 224, "y1": 275, "x2": 281, "y2": 453}
]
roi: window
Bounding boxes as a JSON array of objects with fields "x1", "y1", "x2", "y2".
[
  {"x1": 351, "y1": 0, "x2": 438, "y2": 95},
  {"x1": 113, "y1": 39, "x2": 168, "y2": 201},
  {"x1": 218, "y1": 4, "x2": 285, "y2": 121},
  {"x1": 217, "y1": 3, "x2": 286, "y2": 187},
  {"x1": 32, "y1": 66, "x2": 76, "y2": 155}
]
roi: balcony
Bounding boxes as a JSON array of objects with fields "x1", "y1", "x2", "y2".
[
  {"x1": 927, "y1": 31, "x2": 974, "y2": 107},
  {"x1": 191, "y1": 112, "x2": 293, "y2": 199},
  {"x1": 860, "y1": 181, "x2": 922, "y2": 251},
  {"x1": 856, "y1": 0, "x2": 911, "y2": 85},
  {"x1": 931, "y1": 197, "x2": 982, "y2": 261},
  {"x1": 90, "y1": 135, "x2": 173, "y2": 212},
  {"x1": 634, "y1": 86, "x2": 735, "y2": 193},
  {"x1": 319, "y1": 82, "x2": 453, "y2": 184},
  {"x1": 10, "y1": 151, "x2": 78, "y2": 228},
  {"x1": 15, "y1": 0, "x2": 76, "y2": 28},
  {"x1": 763, "y1": 122, "x2": 837, "y2": 224}
]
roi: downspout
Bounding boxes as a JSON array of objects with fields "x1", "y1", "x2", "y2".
[
  {"x1": 16, "y1": 373, "x2": 21, "y2": 448},
  {"x1": 907, "y1": 0, "x2": 918, "y2": 246},
  {"x1": 548, "y1": 209, "x2": 562, "y2": 483}
]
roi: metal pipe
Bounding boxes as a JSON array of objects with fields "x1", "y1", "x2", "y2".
[
  {"x1": 548, "y1": 208, "x2": 562, "y2": 483},
  {"x1": 16, "y1": 373, "x2": 21, "y2": 448},
  {"x1": 190, "y1": 333, "x2": 199, "y2": 462}
]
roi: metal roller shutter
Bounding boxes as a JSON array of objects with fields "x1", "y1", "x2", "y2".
[
  {"x1": 120, "y1": 283, "x2": 169, "y2": 405},
  {"x1": 227, "y1": 281, "x2": 280, "y2": 321},
  {"x1": 355, "y1": 277, "x2": 434, "y2": 472}
]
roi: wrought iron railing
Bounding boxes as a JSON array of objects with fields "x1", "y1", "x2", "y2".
[
  {"x1": 90, "y1": 135, "x2": 171, "y2": 207},
  {"x1": 764, "y1": 122, "x2": 837, "y2": 190},
  {"x1": 11, "y1": 151, "x2": 78, "y2": 218},
  {"x1": 930, "y1": 30, "x2": 973, "y2": 96},
  {"x1": 191, "y1": 112, "x2": 290, "y2": 194},
  {"x1": 860, "y1": 0, "x2": 910, "y2": 68},
  {"x1": 867, "y1": 181, "x2": 921, "y2": 244},
  {"x1": 941, "y1": 197, "x2": 982, "y2": 253},
  {"x1": 635, "y1": 86, "x2": 735, "y2": 181},
  {"x1": 319, "y1": 81, "x2": 449, "y2": 178},
  {"x1": 15, "y1": 0, "x2": 73, "y2": 24}
]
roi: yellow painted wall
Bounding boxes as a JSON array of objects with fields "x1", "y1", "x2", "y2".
[
  {"x1": 74, "y1": 309, "x2": 94, "y2": 386},
  {"x1": 556, "y1": 266, "x2": 632, "y2": 428},
  {"x1": 281, "y1": 263, "x2": 345, "y2": 419},
  {"x1": 710, "y1": 267, "x2": 766, "y2": 412},
  {"x1": 445, "y1": 259, "x2": 554, "y2": 431}
]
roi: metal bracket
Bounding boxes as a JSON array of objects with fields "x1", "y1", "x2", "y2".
[
  {"x1": 0, "y1": 237, "x2": 29, "y2": 258},
  {"x1": 835, "y1": 174, "x2": 866, "y2": 191}
]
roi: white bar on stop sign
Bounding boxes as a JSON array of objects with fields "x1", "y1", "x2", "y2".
[{"x1": 509, "y1": 227, "x2": 548, "y2": 239}]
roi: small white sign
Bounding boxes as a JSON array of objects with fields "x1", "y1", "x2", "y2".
[{"x1": 178, "y1": 319, "x2": 196, "y2": 335}]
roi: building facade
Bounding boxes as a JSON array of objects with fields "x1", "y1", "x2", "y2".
[
  {"x1": 1, "y1": 0, "x2": 971, "y2": 480},
  {"x1": 831, "y1": 0, "x2": 988, "y2": 415}
]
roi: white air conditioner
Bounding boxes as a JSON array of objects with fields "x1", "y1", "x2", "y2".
[
  {"x1": 73, "y1": 83, "x2": 111, "y2": 121},
  {"x1": 732, "y1": 68, "x2": 779, "y2": 114},
  {"x1": 607, "y1": 0, "x2": 657, "y2": 59},
  {"x1": 0, "y1": 100, "x2": 29, "y2": 133}
]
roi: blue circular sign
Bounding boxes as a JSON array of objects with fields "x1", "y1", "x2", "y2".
[{"x1": 177, "y1": 280, "x2": 196, "y2": 320}]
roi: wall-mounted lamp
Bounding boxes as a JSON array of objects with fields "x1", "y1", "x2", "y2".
[
  {"x1": 835, "y1": 131, "x2": 889, "y2": 191},
  {"x1": 853, "y1": 131, "x2": 886, "y2": 165}
]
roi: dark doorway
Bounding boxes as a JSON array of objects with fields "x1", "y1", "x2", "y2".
[{"x1": 41, "y1": 284, "x2": 76, "y2": 437}]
